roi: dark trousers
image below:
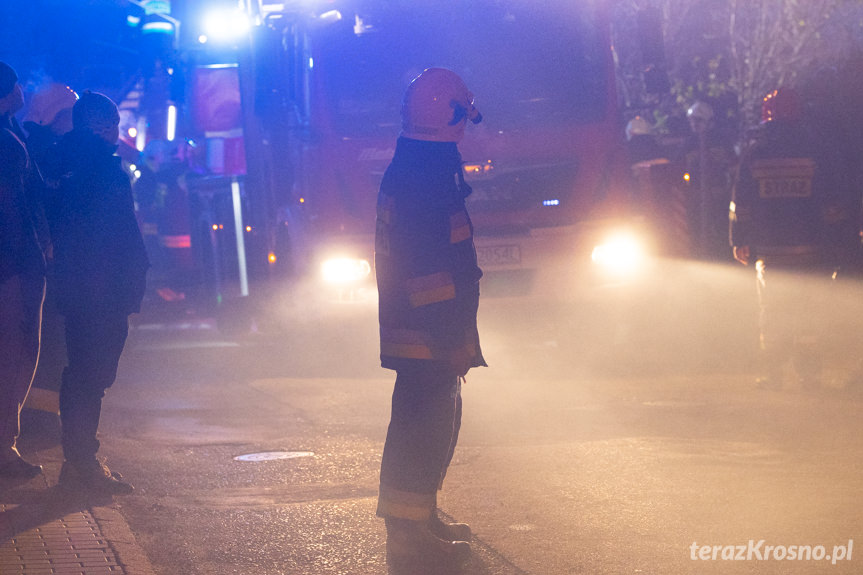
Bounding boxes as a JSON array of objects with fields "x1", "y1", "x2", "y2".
[
  {"x1": 60, "y1": 313, "x2": 129, "y2": 464},
  {"x1": 377, "y1": 369, "x2": 462, "y2": 522}
]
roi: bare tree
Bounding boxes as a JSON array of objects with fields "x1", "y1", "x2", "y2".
[
  {"x1": 614, "y1": 0, "x2": 863, "y2": 138},
  {"x1": 727, "y1": 0, "x2": 851, "y2": 128}
]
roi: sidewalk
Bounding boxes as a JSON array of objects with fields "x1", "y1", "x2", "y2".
[{"x1": 0, "y1": 420, "x2": 156, "y2": 575}]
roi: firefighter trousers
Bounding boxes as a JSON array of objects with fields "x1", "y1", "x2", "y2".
[
  {"x1": 377, "y1": 368, "x2": 462, "y2": 522},
  {"x1": 59, "y1": 312, "x2": 129, "y2": 464},
  {"x1": 0, "y1": 274, "x2": 45, "y2": 461}
]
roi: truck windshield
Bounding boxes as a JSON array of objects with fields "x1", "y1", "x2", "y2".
[{"x1": 316, "y1": 1, "x2": 609, "y2": 136}]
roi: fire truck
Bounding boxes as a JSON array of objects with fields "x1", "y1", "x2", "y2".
[{"x1": 178, "y1": 0, "x2": 671, "y2": 308}]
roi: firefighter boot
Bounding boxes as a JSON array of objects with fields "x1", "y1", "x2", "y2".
[
  {"x1": 59, "y1": 458, "x2": 134, "y2": 496},
  {"x1": 429, "y1": 512, "x2": 472, "y2": 542},
  {"x1": 0, "y1": 456, "x2": 42, "y2": 480},
  {"x1": 385, "y1": 517, "x2": 470, "y2": 574}
]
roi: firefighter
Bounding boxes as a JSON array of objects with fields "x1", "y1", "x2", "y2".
[
  {"x1": 23, "y1": 82, "x2": 78, "y2": 168},
  {"x1": 0, "y1": 62, "x2": 47, "y2": 479},
  {"x1": 625, "y1": 115, "x2": 664, "y2": 165},
  {"x1": 375, "y1": 67, "x2": 486, "y2": 572},
  {"x1": 730, "y1": 88, "x2": 836, "y2": 390},
  {"x1": 134, "y1": 139, "x2": 194, "y2": 303},
  {"x1": 21, "y1": 82, "x2": 78, "y2": 423},
  {"x1": 682, "y1": 101, "x2": 735, "y2": 260}
]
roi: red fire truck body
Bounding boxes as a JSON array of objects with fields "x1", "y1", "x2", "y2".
[{"x1": 190, "y1": 0, "x2": 644, "y2": 302}]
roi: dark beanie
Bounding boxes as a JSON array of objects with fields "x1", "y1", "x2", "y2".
[
  {"x1": 73, "y1": 91, "x2": 119, "y2": 133},
  {"x1": 0, "y1": 62, "x2": 18, "y2": 99}
]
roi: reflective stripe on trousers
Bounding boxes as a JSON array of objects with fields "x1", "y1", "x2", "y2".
[
  {"x1": 0, "y1": 274, "x2": 45, "y2": 457},
  {"x1": 377, "y1": 370, "x2": 462, "y2": 521}
]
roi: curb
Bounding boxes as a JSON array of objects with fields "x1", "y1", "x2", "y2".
[
  {"x1": 91, "y1": 506, "x2": 157, "y2": 575},
  {"x1": 0, "y1": 441, "x2": 157, "y2": 575}
]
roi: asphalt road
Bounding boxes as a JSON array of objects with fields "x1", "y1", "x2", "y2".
[{"x1": 94, "y1": 258, "x2": 863, "y2": 574}]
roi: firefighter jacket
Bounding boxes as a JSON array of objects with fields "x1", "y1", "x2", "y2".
[
  {"x1": 43, "y1": 129, "x2": 149, "y2": 317},
  {"x1": 375, "y1": 137, "x2": 486, "y2": 373},
  {"x1": 134, "y1": 160, "x2": 193, "y2": 250},
  {"x1": 730, "y1": 121, "x2": 837, "y2": 268},
  {"x1": 0, "y1": 126, "x2": 45, "y2": 283}
]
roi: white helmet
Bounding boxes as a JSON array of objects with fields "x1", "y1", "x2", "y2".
[
  {"x1": 686, "y1": 101, "x2": 714, "y2": 122},
  {"x1": 24, "y1": 83, "x2": 78, "y2": 127},
  {"x1": 686, "y1": 101, "x2": 714, "y2": 135},
  {"x1": 625, "y1": 116, "x2": 651, "y2": 141},
  {"x1": 401, "y1": 67, "x2": 482, "y2": 143}
]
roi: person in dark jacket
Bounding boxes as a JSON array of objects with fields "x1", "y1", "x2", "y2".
[
  {"x1": 43, "y1": 91, "x2": 149, "y2": 494},
  {"x1": 0, "y1": 62, "x2": 47, "y2": 479},
  {"x1": 375, "y1": 68, "x2": 486, "y2": 572},
  {"x1": 22, "y1": 82, "x2": 78, "y2": 428}
]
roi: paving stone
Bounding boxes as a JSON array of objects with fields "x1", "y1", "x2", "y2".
[
  {"x1": 0, "y1": 451, "x2": 155, "y2": 575},
  {"x1": 0, "y1": 508, "x2": 124, "y2": 574}
]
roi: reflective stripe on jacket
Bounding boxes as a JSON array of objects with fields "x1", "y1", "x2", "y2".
[{"x1": 375, "y1": 137, "x2": 486, "y2": 373}]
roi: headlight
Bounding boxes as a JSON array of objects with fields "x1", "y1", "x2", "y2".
[
  {"x1": 590, "y1": 231, "x2": 647, "y2": 276},
  {"x1": 321, "y1": 257, "x2": 372, "y2": 285},
  {"x1": 201, "y1": 9, "x2": 250, "y2": 43}
]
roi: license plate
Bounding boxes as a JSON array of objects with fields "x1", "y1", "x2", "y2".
[
  {"x1": 758, "y1": 177, "x2": 812, "y2": 198},
  {"x1": 477, "y1": 245, "x2": 521, "y2": 266}
]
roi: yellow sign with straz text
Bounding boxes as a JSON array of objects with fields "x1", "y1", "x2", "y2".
[{"x1": 751, "y1": 158, "x2": 815, "y2": 199}]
